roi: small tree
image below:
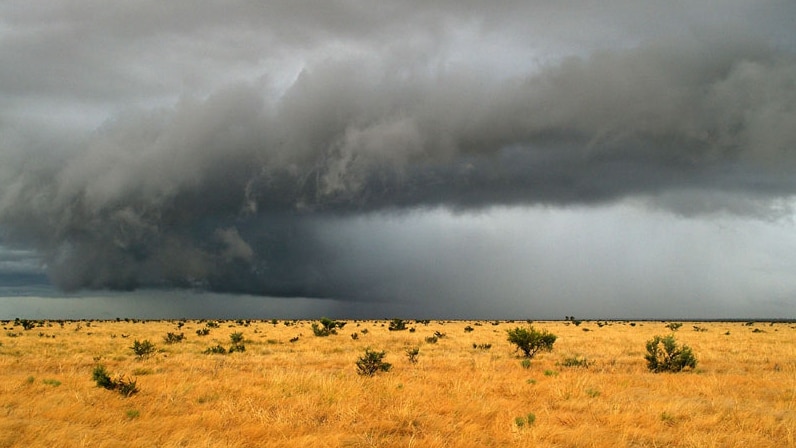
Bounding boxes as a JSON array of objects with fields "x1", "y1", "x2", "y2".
[
  {"x1": 645, "y1": 335, "x2": 697, "y2": 373},
  {"x1": 356, "y1": 348, "x2": 392, "y2": 376},
  {"x1": 506, "y1": 326, "x2": 557, "y2": 358},
  {"x1": 312, "y1": 317, "x2": 345, "y2": 336}
]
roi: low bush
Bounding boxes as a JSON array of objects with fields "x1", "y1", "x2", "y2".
[
  {"x1": 356, "y1": 348, "x2": 392, "y2": 376},
  {"x1": 666, "y1": 322, "x2": 683, "y2": 331},
  {"x1": 163, "y1": 332, "x2": 185, "y2": 344},
  {"x1": 645, "y1": 335, "x2": 697, "y2": 373},
  {"x1": 406, "y1": 347, "x2": 419, "y2": 364},
  {"x1": 388, "y1": 319, "x2": 407, "y2": 331},
  {"x1": 92, "y1": 365, "x2": 138, "y2": 397},
  {"x1": 203, "y1": 345, "x2": 227, "y2": 354},
  {"x1": 131, "y1": 339, "x2": 156, "y2": 358}
]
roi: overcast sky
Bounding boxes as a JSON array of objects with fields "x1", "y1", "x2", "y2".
[{"x1": 1, "y1": 1, "x2": 795, "y2": 320}]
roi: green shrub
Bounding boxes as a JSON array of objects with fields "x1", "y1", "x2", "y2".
[
  {"x1": 666, "y1": 322, "x2": 683, "y2": 331},
  {"x1": 645, "y1": 335, "x2": 697, "y2": 373},
  {"x1": 229, "y1": 332, "x2": 244, "y2": 344},
  {"x1": 92, "y1": 365, "x2": 138, "y2": 396},
  {"x1": 203, "y1": 344, "x2": 227, "y2": 354},
  {"x1": 116, "y1": 377, "x2": 139, "y2": 397},
  {"x1": 92, "y1": 365, "x2": 115, "y2": 390},
  {"x1": 164, "y1": 332, "x2": 185, "y2": 344},
  {"x1": 356, "y1": 348, "x2": 392, "y2": 376},
  {"x1": 425, "y1": 335, "x2": 438, "y2": 344},
  {"x1": 520, "y1": 359, "x2": 531, "y2": 369},
  {"x1": 196, "y1": 328, "x2": 210, "y2": 336},
  {"x1": 506, "y1": 326, "x2": 557, "y2": 358},
  {"x1": 131, "y1": 339, "x2": 156, "y2": 358},
  {"x1": 312, "y1": 317, "x2": 345, "y2": 336},
  {"x1": 406, "y1": 347, "x2": 420, "y2": 364},
  {"x1": 388, "y1": 319, "x2": 407, "y2": 331}
]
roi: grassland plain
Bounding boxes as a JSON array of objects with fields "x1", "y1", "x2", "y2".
[{"x1": 0, "y1": 319, "x2": 794, "y2": 447}]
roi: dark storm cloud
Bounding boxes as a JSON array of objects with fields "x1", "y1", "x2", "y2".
[{"x1": 0, "y1": 1, "x2": 795, "y2": 300}]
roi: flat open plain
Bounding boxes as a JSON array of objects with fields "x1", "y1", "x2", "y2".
[{"x1": 0, "y1": 319, "x2": 794, "y2": 447}]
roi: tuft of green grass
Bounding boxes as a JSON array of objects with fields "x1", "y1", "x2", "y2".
[
  {"x1": 559, "y1": 355, "x2": 591, "y2": 368},
  {"x1": 125, "y1": 409, "x2": 140, "y2": 419},
  {"x1": 515, "y1": 413, "x2": 535, "y2": 427},
  {"x1": 42, "y1": 378, "x2": 61, "y2": 387}
]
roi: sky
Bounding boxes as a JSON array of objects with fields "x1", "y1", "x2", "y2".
[{"x1": 1, "y1": 1, "x2": 795, "y2": 320}]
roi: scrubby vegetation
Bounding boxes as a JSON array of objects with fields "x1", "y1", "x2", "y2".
[
  {"x1": 506, "y1": 325, "x2": 557, "y2": 358},
  {"x1": 0, "y1": 319, "x2": 791, "y2": 447},
  {"x1": 311, "y1": 317, "x2": 345, "y2": 336},
  {"x1": 92, "y1": 365, "x2": 138, "y2": 396},
  {"x1": 355, "y1": 348, "x2": 392, "y2": 376},
  {"x1": 645, "y1": 334, "x2": 697, "y2": 373}
]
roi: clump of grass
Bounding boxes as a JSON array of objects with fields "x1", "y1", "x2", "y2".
[
  {"x1": 472, "y1": 343, "x2": 492, "y2": 350},
  {"x1": 515, "y1": 413, "x2": 536, "y2": 427},
  {"x1": 520, "y1": 359, "x2": 531, "y2": 369},
  {"x1": 586, "y1": 388, "x2": 601, "y2": 397},
  {"x1": 543, "y1": 369, "x2": 558, "y2": 376},
  {"x1": 425, "y1": 335, "x2": 438, "y2": 344},
  {"x1": 125, "y1": 409, "x2": 140, "y2": 419},
  {"x1": 559, "y1": 355, "x2": 591, "y2": 368},
  {"x1": 42, "y1": 378, "x2": 61, "y2": 387}
]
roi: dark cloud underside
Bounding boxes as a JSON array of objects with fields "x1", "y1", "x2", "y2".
[{"x1": 0, "y1": 2, "x2": 795, "y2": 303}]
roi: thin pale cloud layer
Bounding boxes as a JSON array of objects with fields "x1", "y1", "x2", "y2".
[{"x1": 0, "y1": 1, "x2": 795, "y2": 315}]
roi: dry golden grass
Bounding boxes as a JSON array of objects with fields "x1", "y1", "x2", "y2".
[{"x1": 1, "y1": 318, "x2": 794, "y2": 447}]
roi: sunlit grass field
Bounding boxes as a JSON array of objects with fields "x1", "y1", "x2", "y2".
[{"x1": 1, "y1": 318, "x2": 794, "y2": 447}]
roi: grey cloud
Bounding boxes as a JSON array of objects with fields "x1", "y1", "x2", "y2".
[{"x1": 1, "y1": 2, "x2": 795, "y2": 301}]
